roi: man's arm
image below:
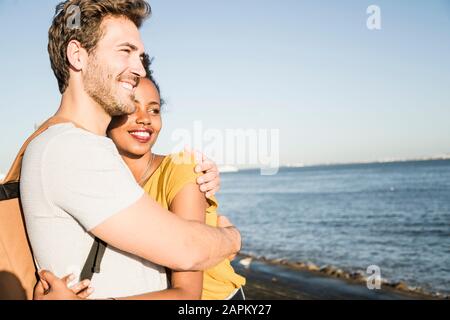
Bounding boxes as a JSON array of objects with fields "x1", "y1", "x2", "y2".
[
  {"x1": 105, "y1": 182, "x2": 208, "y2": 300},
  {"x1": 91, "y1": 193, "x2": 241, "y2": 271},
  {"x1": 45, "y1": 137, "x2": 235, "y2": 272}
]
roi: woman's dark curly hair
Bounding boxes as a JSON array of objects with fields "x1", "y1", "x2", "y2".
[{"x1": 142, "y1": 53, "x2": 165, "y2": 106}]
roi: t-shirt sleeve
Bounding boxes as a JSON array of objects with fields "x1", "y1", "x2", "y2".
[
  {"x1": 165, "y1": 152, "x2": 218, "y2": 214},
  {"x1": 43, "y1": 132, "x2": 144, "y2": 231}
]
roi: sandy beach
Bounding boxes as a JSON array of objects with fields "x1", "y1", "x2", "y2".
[{"x1": 231, "y1": 255, "x2": 443, "y2": 300}]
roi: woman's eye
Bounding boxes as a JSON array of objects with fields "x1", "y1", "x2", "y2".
[{"x1": 149, "y1": 108, "x2": 160, "y2": 115}]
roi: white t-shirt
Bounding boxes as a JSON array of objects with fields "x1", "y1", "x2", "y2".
[{"x1": 20, "y1": 123, "x2": 168, "y2": 298}]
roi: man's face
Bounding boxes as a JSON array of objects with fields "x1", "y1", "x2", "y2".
[{"x1": 83, "y1": 16, "x2": 146, "y2": 116}]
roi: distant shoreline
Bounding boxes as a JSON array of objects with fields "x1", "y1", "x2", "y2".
[
  {"x1": 232, "y1": 254, "x2": 447, "y2": 300},
  {"x1": 285, "y1": 157, "x2": 450, "y2": 168},
  {"x1": 223, "y1": 158, "x2": 450, "y2": 173}
]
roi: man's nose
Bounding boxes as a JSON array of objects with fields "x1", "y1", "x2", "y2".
[{"x1": 131, "y1": 56, "x2": 146, "y2": 78}]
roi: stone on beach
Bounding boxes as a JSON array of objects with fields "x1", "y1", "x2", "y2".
[{"x1": 239, "y1": 257, "x2": 253, "y2": 269}]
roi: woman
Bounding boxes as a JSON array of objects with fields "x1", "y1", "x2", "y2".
[{"x1": 35, "y1": 55, "x2": 245, "y2": 300}]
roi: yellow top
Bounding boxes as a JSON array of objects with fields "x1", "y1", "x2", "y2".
[{"x1": 142, "y1": 152, "x2": 246, "y2": 300}]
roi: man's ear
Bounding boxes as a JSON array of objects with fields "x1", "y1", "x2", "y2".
[{"x1": 66, "y1": 40, "x2": 87, "y2": 71}]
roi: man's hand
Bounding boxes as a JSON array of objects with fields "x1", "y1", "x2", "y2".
[
  {"x1": 34, "y1": 270, "x2": 94, "y2": 300},
  {"x1": 185, "y1": 148, "x2": 221, "y2": 198},
  {"x1": 217, "y1": 215, "x2": 241, "y2": 261}
]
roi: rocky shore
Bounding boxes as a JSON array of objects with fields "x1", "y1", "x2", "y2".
[{"x1": 231, "y1": 254, "x2": 447, "y2": 300}]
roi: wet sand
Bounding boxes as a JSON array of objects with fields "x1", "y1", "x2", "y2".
[{"x1": 231, "y1": 255, "x2": 441, "y2": 300}]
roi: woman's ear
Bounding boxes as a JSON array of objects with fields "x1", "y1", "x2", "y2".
[{"x1": 66, "y1": 40, "x2": 86, "y2": 71}]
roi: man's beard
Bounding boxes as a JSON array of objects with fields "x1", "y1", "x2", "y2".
[{"x1": 83, "y1": 54, "x2": 137, "y2": 116}]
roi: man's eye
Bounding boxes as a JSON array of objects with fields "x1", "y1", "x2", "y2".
[{"x1": 121, "y1": 49, "x2": 131, "y2": 54}]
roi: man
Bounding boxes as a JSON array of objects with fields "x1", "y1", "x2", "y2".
[{"x1": 21, "y1": 0, "x2": 241, "y2": 299}]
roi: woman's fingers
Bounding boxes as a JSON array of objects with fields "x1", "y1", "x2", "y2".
[
  {"x1": 40, "y1": 278, "x2": 50, "y2": 292},
  {"x1": 61, "y1": 273, "x2": 75, "y2": 285},
  {"x1": 195, "y1": 159, "x2": 215, "y2": 173},
  {"x1": 77, "y1": 287, "x2": 95, "y2": 299},
  {"x1": 38, "y1": 270, "x2": 64, "y2": 291},
  {"x1": 217, "y1": 214, "x2": 235, "y2": 228},
  {"x1": 197, "y1": 171, "x2": 220, "y2": 185},
  {"x1": 199, "y1": 181, "x2": 217, "y2": 194},
  {"x1": 205, "y1": 186, "x2": 220, "y2": 199},
  {"x1": 217, "y1": 215, "x2": 238, "y2": 260},
  {"x1": 185, "y1": 147, "x2": 221, "y2": 196},
  {"x1": 33, "y1": 281, "x2": 46, "y2": 300},
  {"x1": 69, "y1": 279, "x2": 91, "y2": 294},
  {"x1": 197, "y1": 169, "x2": 220, "y2": 197}
]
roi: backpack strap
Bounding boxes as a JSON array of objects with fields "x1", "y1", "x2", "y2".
[
  {"x1": 0, "y1": 181, "x2": 19, "y2": 201},
  {"x1": 3, "y1": 115, "x2": 83, "y2": 184},
  {"x1": 80, "y1": 237, "x2": 108, "y2": 281},
  {"x1": 2, "y1": 115, "x2": 108, "y2": 280},
  {"x1": 0, "y1": 117, "x2": 69, "y2": 199}
]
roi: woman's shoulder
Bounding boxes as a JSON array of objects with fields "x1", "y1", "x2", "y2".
[
  {"x1": 161, "y1": 152, "x2": 219, "y2": 213},
  {"x1": 167, "y1": 151, "x2": 197, "y2": 166},
  {"x1": 159, "y1": 151, "x2": 199, "y2": 181},
  {"x1": 162, "y1": 151, "x2": 198, "y2": 172}
]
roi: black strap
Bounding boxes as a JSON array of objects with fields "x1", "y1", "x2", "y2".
[
  {"x1": 0, "y1": 181, "x2": 107, "y2": 280},
  {"x1": 0, "y1": 182, "x2": 20, "y2": 201},
  {"x1": 80, "y1": 237, "x2": 107, "y2": 281}
]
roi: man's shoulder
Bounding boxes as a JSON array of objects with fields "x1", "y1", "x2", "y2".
[
  {"x1": 28, "y1": 123, "x2": 110, "y2": 152},
  {"x1": 27, "y1": 123, "x2": 82, "y2": 149},
  {"x1": 24, "y1": 123, "x2": 116, "y2": 166}
]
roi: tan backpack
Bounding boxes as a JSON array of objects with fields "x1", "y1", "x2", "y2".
[{"x1": 0, "y1": 116, "x2": 80, "y2": 299}]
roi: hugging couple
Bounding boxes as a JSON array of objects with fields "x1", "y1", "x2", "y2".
[{"x1": 19, "y1": 0, "x2": 245, "y2": 300}]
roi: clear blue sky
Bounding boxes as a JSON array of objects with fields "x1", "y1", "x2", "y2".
[{"x1": 0, "y1": 0, "x2": 449, "y2": 172}]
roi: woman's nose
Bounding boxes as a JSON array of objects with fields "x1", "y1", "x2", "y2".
[{"x1": 136, "y1": 110, "x2": 151, "y2": 125}]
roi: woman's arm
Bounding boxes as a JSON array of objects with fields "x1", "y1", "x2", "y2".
[{"x1": 114, "y1": 182, "x2": 207, "y2": 300}]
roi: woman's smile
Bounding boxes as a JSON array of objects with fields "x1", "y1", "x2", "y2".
[{"x1": 128, "y1": 128, "x2": 153, "y2": 143}]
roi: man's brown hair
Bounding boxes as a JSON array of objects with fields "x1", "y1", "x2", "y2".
[{"x1": 48, "y1": 0, "x2": 151, "y2": 94}]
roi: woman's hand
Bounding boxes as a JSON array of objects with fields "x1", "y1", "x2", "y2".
[
  {"x1": 217, "y1": 215, "x2": 239, "y2": 261},
  {"x1": 186, "y1": 148, "x2": 221, "y2": 198},
  {"x1": 34, "y1": 270, "x2": 94, "y2": 300}
]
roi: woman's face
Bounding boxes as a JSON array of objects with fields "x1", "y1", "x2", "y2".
[{"x1": 108, "y1": 77, "x2": 162, "y2": 158}]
